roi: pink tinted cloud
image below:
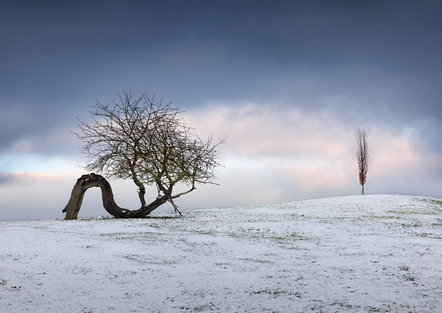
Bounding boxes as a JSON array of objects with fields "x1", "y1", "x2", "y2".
[
  {"x1": 370, "y1": 128, "x2": 442, "y2": 183},
  {"x1": 184, "y1": 104, "x2": 442, "y2": 201},
  {"x1": 185, "y1": 104, "x2": 352, "y2": 159}
]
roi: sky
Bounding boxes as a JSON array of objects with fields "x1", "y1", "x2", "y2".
[{"x1": 1, "y1": 0, "x2": 442, "y2": 221}]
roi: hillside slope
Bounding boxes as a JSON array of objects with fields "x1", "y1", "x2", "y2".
[{"x1": 1, "y1": 195, "x2": 441, "y2": 313}]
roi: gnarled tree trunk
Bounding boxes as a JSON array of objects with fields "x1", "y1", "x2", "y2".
[{"x1": 62, "y1": 173, "x2": 169, "y2": 220}]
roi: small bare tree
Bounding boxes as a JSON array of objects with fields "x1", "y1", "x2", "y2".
[
  {"x1": 357, "y1": 129, "x2": 368, "y2": 195},
  {"x1": 63, "y1": 90, "x2": 223, "y2": 219}
]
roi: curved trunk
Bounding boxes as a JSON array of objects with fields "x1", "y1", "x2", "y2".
[{"x1": 62, "y1": 173, "x2": 168, "y2": 220}]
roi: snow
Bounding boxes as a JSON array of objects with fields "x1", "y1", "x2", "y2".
[{"x1": 1, "y1": 194, "x2": 441, "y2": 313}]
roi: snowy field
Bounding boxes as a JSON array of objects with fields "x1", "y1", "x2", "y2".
[{"x1": 1, "y1": 194, "x2": 441, "y2": 313}]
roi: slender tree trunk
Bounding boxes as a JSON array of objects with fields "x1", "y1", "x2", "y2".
[
  {"x1": 357, "y1": 130, "x2": 368, "y2": 196},
  {"x1": 63, "y1": 173, "x2": 169, "y2": 220},
  {"x1": 138, "y1": 185, "x2": 146, "y2": 207},
  {"x1": 131, "y1": 174, "x2": 146, "y2": 207}
]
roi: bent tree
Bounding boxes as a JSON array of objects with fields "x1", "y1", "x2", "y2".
[{"x1": 63, "y1": 90, "x2": 223, "y2": 219}]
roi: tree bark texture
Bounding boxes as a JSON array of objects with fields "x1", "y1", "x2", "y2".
[{"x1": 62, "y1": 173, "x2": 169, "y2": 220}]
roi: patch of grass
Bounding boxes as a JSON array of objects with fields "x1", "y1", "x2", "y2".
[
  {"x1": 214, "y1": 262, "x2": 230, "y2": 268},
  {"x1": 239, "y1": 258, "x2": 274, "y2": 264},
  {"x1": 365, "y1": 306, "x2": 383, "y2": 313},
  {"x1": 421, "y1": 198, "x2": 442, "y2": 210},
  {"x1": 273, "y1": 232, "x2": 310, "y2": 242},
  {"x1": 186, "y1": 303, "x2": 218, "y2": 312},
  {"x1": 363, "y1": 215, "x2": 400, "y2": 220},
  {"x1": 191, "y1": 229, "x2": 215, "y2": 235},
  {"x1": 330, "y1": 302, "x2": 356, "y2": 310},
  {"x1": 99, "y1": 232, "x2": 136, "y2": 240},
  {"x1": 250, "y1": 288, "x2": 294, "y2": 297},
  {"x1": 400, "y1": 221, "x2": 422, "y2": 228},
  {"x1": 404, "y1": 275, "x2": 415, "y2": 282},
  {"x1": 415, "y1": 232, "x2": 442, "y2": 239},
  {"x1": 99, "y1": 231, "x2": 162, "y2": 241},
  {"x1": 387, "y1": 209, "x2": 434, "y2": 216}
]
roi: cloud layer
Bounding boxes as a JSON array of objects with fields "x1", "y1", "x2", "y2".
[{"x1": 1, "y1": 102, "x2": 442, "y2": 221}]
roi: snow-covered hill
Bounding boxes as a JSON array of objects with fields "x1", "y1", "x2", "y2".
[{"x1": 1, "y1": 195, "x2": 441, "y2": 313}]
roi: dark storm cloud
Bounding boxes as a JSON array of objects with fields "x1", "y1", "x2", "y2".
[
  {"x1": 1, "y1": 1, "x2": 441, "y2": 159},
  {"x1": 2, "y1": 1, "x2": 440, "y2": 101}
]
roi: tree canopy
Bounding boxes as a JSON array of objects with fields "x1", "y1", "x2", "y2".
[{"x1": 64, "y1": 90, "x2": 223, "y2": 219}]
